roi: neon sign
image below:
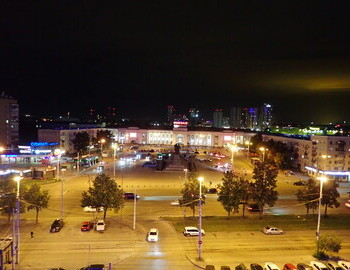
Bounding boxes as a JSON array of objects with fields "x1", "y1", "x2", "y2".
[{"x1": 30, "y1": 142, "x2": 59, "y2": 147}]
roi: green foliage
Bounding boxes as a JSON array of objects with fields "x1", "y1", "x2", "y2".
[
  {"x1": 180, "y1": 174, "x2": 206, "y2": 218},
  {"x1": 217, "y1": 172, "x2": 251, "y2": 217},
  {"x1": 317, "y1": 233, "x2": 342, "y2": 254},
  {"x1": 22, "y1": 183, "x2": 50, "y2": 224},
  {"x1": 321, "y1": 180, "x2": 340, "y2": 216},
  {"x1": 295, "y1": 178, "x2": 319, "y2": 215},
  {"x1": 251, "y1": 162, "x2": 279, "y2": 218},
  {"x1": 72, "y1": 131, "x2": 90, "y2": 154},
  {"x1": 81, "y1": 173, "x2": 124, "y2": 220}
]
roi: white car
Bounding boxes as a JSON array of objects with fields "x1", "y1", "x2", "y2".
[
  {"x1": 83, "y1": 206, "x2": 104, "y2": 212},
  {"x1": 265, "y1": 262, "x2": 281, "y2": 270},
  {"x1": 263, "y1": 226, "x2": 284, "y2": 235},
  {"x1": 170, "y1": 200, "x2": 180, "y2": 206},
  {"x1": 338, "y1": 261, "x2": 350, "y2": 270},
  {"x1": 310, "y1": 261, "x2": 328, "y2": 270},
  {"x1": 183, "y1": 226, "x2": 205, "y2": 236},
  {"x1": 147, "y1": 228, "x2": 159, "y2": 242},
  {"x1": 345, "y1": 200, "x2": 350, "y2": 208},
  {"x1": 95, "y1": 220, "x2": 105, "y2": 231}
]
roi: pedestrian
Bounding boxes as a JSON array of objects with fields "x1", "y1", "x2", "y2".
[{"x1": 30, "y1": 231, "x2": 34, "y2": 238}]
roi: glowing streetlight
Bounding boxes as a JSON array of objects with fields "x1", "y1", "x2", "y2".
[
  {"x1": 54, "y1": 149, "x2": 65, "y2": 219},
  {"x1": 99, "y1": 139, "x2": 106, "y2": 158},
  {"x1": 316, "y1": 176, "x2": 327, "y2": 251},
  {"x1": 198, "y1": 176, "x2": 204, "y2": 260},
  {"x1": 13, "y1": 175, "x2": 23, "y2": 265},
  {"x1": 259, "y1": 147, "x2": 268, "y2": 162},
  {"x1": 245, "y1": 141, "x2": 252, "y2": 159}
]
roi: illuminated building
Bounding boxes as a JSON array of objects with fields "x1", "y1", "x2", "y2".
[{"x1": 0, "y1": 95, "x2": 19, "y2": 149}]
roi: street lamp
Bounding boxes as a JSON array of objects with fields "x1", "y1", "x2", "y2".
[
  {"x1": 54, "y1": 149, "x2": 65, "y2": 220},
  {"x1": 99, "y1": 139, "x2": 106, "y2": 158},
  {"x1": 198, "y1": 176, "x2": 204, "y2": 260},
  {"x1": 112, "y1": 143, "x2": 118, "y2": 178},
  {"x1": 13, "y1": 175, "x2": 22, "y2": 265},
  {"x1": 259, "y1": 147, "x2": 268, "y2": 162},
  {"x1": 316, "y1": 176, "x2": 327, "y2": 251},
  {"x1": 230, "y1": 145, "x2": 238, "y2": 167},
  {"x1": 245, "y1": 141, "x2": 252, "y2": 159}
]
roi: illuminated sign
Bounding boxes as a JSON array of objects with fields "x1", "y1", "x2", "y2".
[
  {"x1": 129, "y1": 133, "x2": 137, "y2": 138},
  {"x1": 173, "y1": 121, "x2": 188, "y2": 128},
  {"x1": 224, "y1": 136, "x2": 232, "y2": 141},
  {"x1": 30, "y1": 142, "x2": 59, "y2": 147}
]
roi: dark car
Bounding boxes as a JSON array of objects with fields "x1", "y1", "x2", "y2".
[
  {"x1": 297, "y1": 264, "x2": 313, "y2": 270},
  {"x1": 221, "y1": 267, "x2": 231, "y2": 270},
  {"x1": 50, "y1": 218, "x2": 63, "y2": 233},
  {"x1": 236, "y1": 264, "x2": 247, "y2": 270},
  {"x1": 207, "y1": 188, "x2": 218, "y2": 194},
  {"x1": 80, "y1": 264, "x2": 105, "y2": 270},
  {"x1": 251, "y1": 264, "x2": 264, "y2": 270},
  {"x1": 246, "y1": 203, "x2": 262, "y2": 212},
  {"x1": 142, "y1": 161, "x2": 157, "y2": 167},
  {"x1": 293, "y1": 180, "x2": 306, "y2": 186},
  {"x1": 124, "y1": 192, "x2": 140, "y2": 200}
]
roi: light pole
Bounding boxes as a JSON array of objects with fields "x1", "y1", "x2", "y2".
[
  {"x1": 112, "y1": 143, "x2": 118, "y2": 178},
  {"x1": 259, "y1": 147, "x2": 268, "y2": 162},
  {"x1": 13, "y1": 175, "x2": 22, "y2": 265},
  {"x1": 245, "y1": 141, "x2": 252, "y2": 159},
  {"x1": 55, "y1": 149, "x2": 65, "y2": 220},
  {"x1": 198, "y1": 176, "x2": 204, "y2": 260},
  {"x1": 99, "y1": 139, "x2": 105, "y2": 159},
  {"x1": 230, "y1": 145, "x2": 238, "y2": 168},
  {"x1": 183, "y1": 168, "x2": 188, "y2": 181},
  {"x1": 316, "y1": 176, "x2": 327, "y2": 251}
]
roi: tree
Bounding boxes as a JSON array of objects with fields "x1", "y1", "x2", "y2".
[
  {"x1": 92, "y1": 130, "x2": 114, "y2": 150},
  {"x1": 315, "y1": 233, "x2": 342, "y2": 259},
  {"x1": 22, "y1": 183, "x2": 50, "y2": 224},
  {"x1": 179, "y1": 173, "x2": 206, "y2": 218},
  {"x1": 250, "y1": 161, "x2": 279, "y2": 219},
  {"x1": 217, "y1": 172, "x2": 251, "y2": 218},
  {"x1": 81, "y1": 173, "x2": 124, "y2": 220},
  {"x1": 295, "y1": 178, "x2": 319, "y2": 215},
  {"x1": 0, "y1": 178, "x2": 26, "y2": 221},
  {"x1": 72, "y1": 131, "x2": 90, "y2": 154},
  {"x1": 321, "y1": 180, "x2": 340, "y2": 216}
]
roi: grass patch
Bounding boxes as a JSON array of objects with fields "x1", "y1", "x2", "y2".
[{"x1": 163, "y1": 214, "x2": 350, "y2": 233}]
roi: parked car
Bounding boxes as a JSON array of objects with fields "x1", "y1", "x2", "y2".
[
  {"x1": 124, "y1": 192, "x2": 140, "y2": 200},
  {"x1": 284, "y1": 264, "x2": 297, "y2": 270},
  {"x1": 81, "y1": 221, "x2": 94, "y2": 232},
  {"x1": 293, "y1": 180, "x2": 306, "y2": 186},
  {"x1": 147, "y1": 228, "x2": 159, "y2": 242},
  {"x1": 80, "y1": 264, "x2": 105, "y2": 270},
  {"x1": 297, "y1": 264, "x2": 313, "y2": 270},
  {"x1": 50, "y1": 218, "x2": 64, "y2": 233},
  {"x1": 221, "y1": 267, "x2": 231, "y2": 270},
  {"x1": 95, "y1": 220, "x2": 105, "y2": 231},
  {"x1": 326, "y1": 261, "x2": 343, "y2": 270},
  {"x1": 207, "y1": 188, "x2": 218, "y2": 194},
  {"x1": 345, "y1": 200, "x2": 350, "y2": 208},
  {"x1": 310, "y1": 261, "x2": 328, "y2": 270},
  {"x1": 338, "y1": 261, "x2": 350, "y2": 270},
  {"x1": 251, "y1": 264, "x2": 264, "y2": 270},
  {"x1": 265, "y1": 262, "x2": 281, "y2": 270},
  {"x1": 142, "y1": 161, "x2": 157, "y2": 167},
  {"x1": 183, "y1": 226, "x2": 205, "y2": 236},
  {"x1": 205, "y1": 266, "x2": 215, "y2": 270},
  {"x1": 263, "y1": 226, "x2": 284, "y2": 235},
  {"x1": 246, "y1": 203, "x2": 262, "y2": 212},
  {"x1": 235, "y1": 263, "x2": 247, "y2": 270},
  {"x1": 83, "y1": 206, "x2": 104, "y2": 212}
]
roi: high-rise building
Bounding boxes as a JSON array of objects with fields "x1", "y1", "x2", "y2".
[
  {"x1": 188, "y1": 108, "x2": 200, "y2": 127},
  {"x1": 229, "y1": 107, "x2": 242, "y2": 129},
  {"x1": 213, "y1": 109, "x2": 223, "y2": 128},
  {"x1": 259, "y1": 103, "x2": 273, "y2": 130},
  {"x1": 167, "y1": 105, "x2": 174, "y2": 124},
  {"x1": 0, "y1": 95, "x2": 19, "y2": 149}
]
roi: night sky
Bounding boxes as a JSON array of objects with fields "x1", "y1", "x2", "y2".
[{"x1": 1, "y1": 2, "x2": 350, "y2": 124}]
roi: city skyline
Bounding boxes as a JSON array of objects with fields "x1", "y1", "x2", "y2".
[{"x1": 2, "y1": 2, "x2": 350, "y2": 124}]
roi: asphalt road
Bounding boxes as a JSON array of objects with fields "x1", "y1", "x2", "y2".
[{"x1": 1, "y1": 150, "x2": 350, "y2": 269}]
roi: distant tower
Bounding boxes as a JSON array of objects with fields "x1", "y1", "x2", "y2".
[
  {"x1": 0, "y1": 95, "x2": 19, "y2": 149},
  {"x1": 189, "y1": 108, "x2": 200, "y2": 127},
  {"x1": 167, "y1": 105, "x2": 175, "y2": 125},
  {"x1": 229, "y1": 107, "x2": 242, "y2": 128},
  {"x1": 213, "y1": 109, "x2": 223, "y2": 128},
  {"x1": 259, "y1": 103, "x2": 273, "y2": 130}
]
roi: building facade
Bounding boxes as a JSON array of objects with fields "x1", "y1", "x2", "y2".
[{"x1": 0, "y1": 96, "x2": 19, "y2": 149}]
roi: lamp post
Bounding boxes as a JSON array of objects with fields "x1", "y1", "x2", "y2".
[
  {"x1": 99, "y1": 139, "x2": 105, "y2": 159},
  {"x1": 55, "y1": 149, "x2": 65, "y2": 220},
  {"x1": 230, "y1": 145, "x2": 238, "y2": 168},
  {"x1": 183, "y1": 168, "x2": 188, "y2": 181},
  {"x1": 112, "y1": 143, "x2": 118, "y2": 178},
  {"x1": 316, "y1": 176, "x2": 327, "y2": 251},
  {"x1": 198, "y1": 176, "x2": 204, "y2": 260},
  {"x1": 13, "y1": 175, "x2": 22, "y2": 265},
  {"x1": 245, "y1": 141, "x2": 252, "y2": 159},
  {"x1": 259, "y1": 147, "x2": 268, "y2": 162}
]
